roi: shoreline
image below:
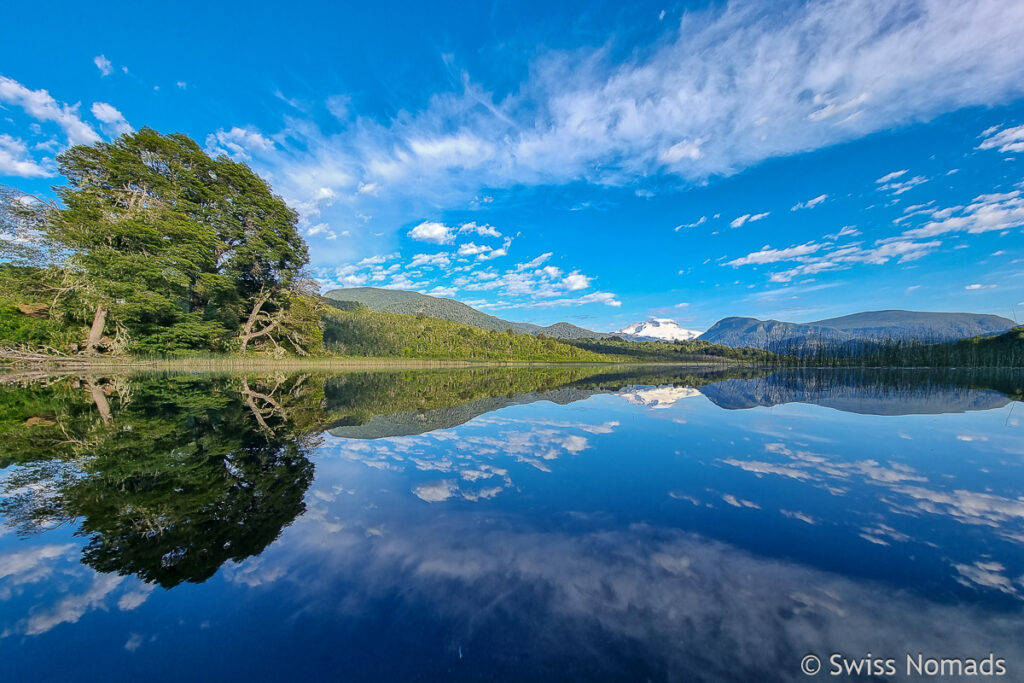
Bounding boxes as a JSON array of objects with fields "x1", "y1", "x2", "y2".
[{"x1": 0, "y1": 356, "x2": 739, "y2": 374}]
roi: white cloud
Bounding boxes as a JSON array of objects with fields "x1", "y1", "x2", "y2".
[
  {"x1": 204, "y1": 126, "x2": 275, "y2": 160},
  {"x1": 408, "y1": 221, "x2": 455, "y2": 244},
  {"x1": 458, "y1": 221, "x2": 502, "y2": 238},
  {"x1": 561, "y1": 271, "x2": 591, "y2": 291},
  {"x1": 730, "y1": 212, "x2": 769, "y2": 228},
  {"x1": 24, "y1": 574, "x2": 125, "y2": 636},
  {"x1": 201, "y1": 0, "x2": 1024, "y2": 231},
  {"x1": 476, "y1": 245, "x2": 509, "y2": 261},
  {"x1": 93, "y1": 55, "x2": 113, "y2": 77},
  {"x1": 0, "y1": 75, "x2": 100, "y2": 146},
  {"x1": 90, "y1": 102, "x2": 133, "y2": 137},
  {"x1": 877, "y1": 174, "x2": 928, "y2": 195},
  {"x1": 726, "y1": 242, "x2": 823, "y2": 267},
  {"x1": 326, "y1": 94, "x2": 351, "y2": 121},
  {"x1": 176, "y1": 81, "x2": 187, "y2": 89},
  {"x1": 517, "y1": 253, "x2": 552, "y2": 270},
  {"x1": 457, "y1": 242, "x2": 490, "y2": 256},
  {"x1": 790, "y1": 194, "x2": 827, "y2": 211},
  {"x1": 727, "y1": 234, "x2": 942, "y2": 282},
  {"x1": 410, "y1": 252, "x2": 451, "y2": 268},
  {"x1": 898, "y1": 190, "x2": 1024, "y2": 239},
  {"x1": 824, "y1": 225, "x2": 860, "y2": 240},
  {"x1": 413, "y1": 480, "x2": 458, "y2": 503},
  {"x1": 0, "y1": 134, "x2": 52, "y2": 177},
  {"x1": 0, "y1": 544, "x2": 75, "y2": 586},
  {"x1": 979, "y1": 124, "x2": 1024, "y2": 153},
  {"x1": 305, "y1": 222, "x2": 330, "y2": 237},
  {"x1": 529, "y1": 291, "x2": 621, "y2": 308},
  {"x1": 730, "y1": 214, "x2": 751, "y2": 229},
  {"x1": 124, "y1": 633, "x2": 144, "y2": 652},
  {"x1": 674, "y1": 216, "x2": 706, "y2": 231},
  {"x1": 319, "y1": 241, "x2": 612, "y2": 309},
  {"x1": 660, "y1": 138, "x2": 704, "y2": 163},
  {"x1": 875, "y1": 169, "x2": 907, "y2": 183},
  {"x1": 965, "y1": 283, "x2": 996, "y2": 290}
]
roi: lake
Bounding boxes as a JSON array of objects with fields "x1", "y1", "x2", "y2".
[{"x1": 1, "y1": 366, "x2": 1022, "y2": 681}]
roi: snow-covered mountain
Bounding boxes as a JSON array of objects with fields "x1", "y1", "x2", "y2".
[
  {"x1": 619, "y1": 386, "x2": 702, "y2": 408},
  {"x1": 614, "y1": 318, "x2": 702, "y2": 341}
]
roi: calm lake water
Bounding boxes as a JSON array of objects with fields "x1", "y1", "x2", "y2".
[{"x1": 1, "y1": 366, "x2": 1022, "y2": 682}]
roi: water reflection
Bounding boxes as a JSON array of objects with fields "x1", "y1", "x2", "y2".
[
  {"x1": 1, "y1": 374, "x2": 320, "y2": 587},
  {"x1": 0, "y1": 366, "x2": 1022, "y2": 681},
  {"x1": 699, "y1": 368, "x2": 1022, "y2": 415}
]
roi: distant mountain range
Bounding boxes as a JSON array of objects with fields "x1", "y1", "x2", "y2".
[
  {"x1": 614, "y1": 318, "x2": 702, "y2": 341},
  {"x1": 699, "y1": 310, "x2": 1016, "y2": 350},
  {"x1": 324, "y1": 289, "x2": 1015, "y2": 352},
  {"x1": 698, "y1": 370, "x2": 1016, "y2": 415},
  {"x1": 324, "y1": 287, "x2": 612, "y2": 339}
]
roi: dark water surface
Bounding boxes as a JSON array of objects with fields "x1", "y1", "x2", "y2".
[{"x1": 1, "y1": 366, "x2": 1022, "y2": 682}]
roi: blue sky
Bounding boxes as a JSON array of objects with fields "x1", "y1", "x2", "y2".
[{"x1": 2, "y1": 0, "x2": 1024, "y2": 331}]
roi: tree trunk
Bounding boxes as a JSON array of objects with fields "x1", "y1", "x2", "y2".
[
  {"x1": 85, "y1": 304, "x2": 107, "y2": 353},
  {"x1": 86, "y1": 381, "x2": 113, "y2": 424},
  {"x1": 239, "y1": 288, "x2": 276, "y2": 353}
]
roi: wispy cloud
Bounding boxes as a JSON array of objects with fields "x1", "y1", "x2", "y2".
[
  {"x1": 201, "y1": 0, "x2": 1024, "y2": 231},
  {"x1": 730, "y1": 212, "x2": 770, "y2": 229},
  {"x1": 93, "y1": 55, "x2": 112, "y2": 77},
  {"x1": 897, "y1": 190, "x2": 1024, "y2": 239},
  {"x1": 674, "y1": 216, "x2": 706, "y2": 231},
  {"x1": 979, "y1": 124, "x2": 1024, "y2": 153},
  {"x1": 790, "y1": 194, "x2": 827, "y2": 211},
  {"x1": 877, "y1": 173, "x2": 928, "y2": 196},
  {"x1": 726, "y1": 242, "x2": 823, "y2": 267},
  {"x1": 726, "y1": 235, "x2": 941, "y2": 283}
]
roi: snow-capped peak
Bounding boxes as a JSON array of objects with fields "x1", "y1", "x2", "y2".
[{"x1": 613, "y1": 318, "x2": 702, "y2": 341}]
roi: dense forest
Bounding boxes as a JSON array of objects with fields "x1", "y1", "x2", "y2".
[
  {"x1": 563, "y1": 336, "x2": 777, "y2": 363},
  {"x1": 769, "y1": 326, "x2": 1024, "y2": 368},
  {"x1": 321, "y1": 303, "x2": 612, "y2": 362}
]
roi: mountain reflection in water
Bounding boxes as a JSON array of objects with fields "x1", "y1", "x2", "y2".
[{"x1": 0, "y1": 365, "x2": 1021, "y2": 682}]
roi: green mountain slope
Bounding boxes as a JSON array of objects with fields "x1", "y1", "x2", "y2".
[
  {"x1": 321, "y1": 304, "x2": 612, "y2": 361},
  {"x1": 323, "y1": 287, "x2": 610, "y2": 339}
]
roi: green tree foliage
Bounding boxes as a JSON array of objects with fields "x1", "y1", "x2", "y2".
[
  {"x1": 562, "y1": 336, "x2": 777, "y2": 363},
  {"x1": 0, "y1": 374, "x2": 321, "y2": 587},
  {"x1": 321, "y1": 305, "x2": 613, "y2": 361},
  {"x1": 768, "y1": 326, "x2": 1024, "y2": 368},
  {"x1": 1, "y1": 128, "x2": 314, "y2": 355}
]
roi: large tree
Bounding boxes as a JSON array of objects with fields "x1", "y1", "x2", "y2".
[{"x1": 3, "y1": 128, "x2": 316, "y2": 354}]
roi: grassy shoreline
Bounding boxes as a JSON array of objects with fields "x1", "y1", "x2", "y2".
[{"x1": 0, "y1": 353, "x2": 748, "y2": 373}]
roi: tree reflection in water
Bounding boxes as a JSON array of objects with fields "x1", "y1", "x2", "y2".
[{"x1": 0, "y1": 374, "x2": 319, "y2": 588}]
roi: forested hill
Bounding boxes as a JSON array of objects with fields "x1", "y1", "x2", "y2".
[
  {"x1": 321, "y1": 303, "x2": 612, "y2": 361},
  {"x1": 700, "y1": 310, "x2": 1015, "y2": 350},
  {"x1": 324, "y1": 287, "x2": 611, "y2": 339}
]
